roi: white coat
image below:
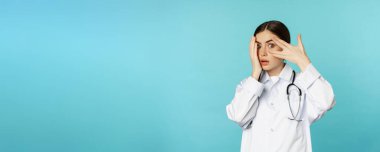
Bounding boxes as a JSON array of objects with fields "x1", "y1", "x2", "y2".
[{"x1": 226, "y1": 63, "x2": 336, "y2": 152}]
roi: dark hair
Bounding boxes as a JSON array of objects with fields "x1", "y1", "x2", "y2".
[{"x1": 253, "y1": 20, "x2": 290, "y2": 43}]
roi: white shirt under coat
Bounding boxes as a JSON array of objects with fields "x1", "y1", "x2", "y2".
[{"x1": 226, "y1": 63, "x2": 336, "y2": 152}]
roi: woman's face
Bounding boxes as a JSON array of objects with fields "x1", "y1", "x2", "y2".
[{"x1": 255, "y1": 30, "x2": 285, "y2": 72}]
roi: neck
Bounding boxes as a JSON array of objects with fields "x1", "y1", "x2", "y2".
[{"x1": 267, "y1": 63, "x2": 285, "y2": 76}]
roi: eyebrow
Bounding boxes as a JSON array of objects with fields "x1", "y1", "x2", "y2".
[{"x1": 256, "y1": 40, "x2": 274, "y2": 44}]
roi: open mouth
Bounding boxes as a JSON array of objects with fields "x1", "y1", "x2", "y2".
[{"x1": 260, "y1": 60, "x2": 269, "y2": 66}]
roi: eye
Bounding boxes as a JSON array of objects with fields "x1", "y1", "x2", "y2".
[
  {"x1": 268, "y1": 43, "x2": 275, "y2": 48},
  {"x1": 257, "y1": 44, "x2": 261, "y2": 49}
]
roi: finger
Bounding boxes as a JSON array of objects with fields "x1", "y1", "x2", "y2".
[
  {"x1": 297, "y1": 34, "x2": 304, "y2": 49},
  {"x1": 268, "y1": 49, "x2": 288, "y2": 60},
  {"x1": 272, "y1": 38, "x2": 287, "y2": 49},
  {"x1": 273, "y1": 37, "x2": 292, "y2": 48},
  {"x1": 250, "y1": 36, "x2": 256, "y2": 46},
  {"x1": 268, "y1": 49, "x2": 286, "y2": 55},
  {"x1": 250, "y1": 36, "x2": 256, "y2": 53},
  {"x1": 253, "y1": 37, "x2": 258, "y2": 52},
  {"x1": 269, "y1": 50, "x2": 288, "y2": 60},
  {"x1": 254, "y1": 42, "x2": 259, "y2": 57},
  {"x1": 270, "y1": 51, "x2": 287, "y2": 59}
]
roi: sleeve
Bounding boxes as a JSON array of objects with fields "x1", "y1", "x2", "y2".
[
  {"x1": 226, "y1": 76, "x2": 265, "y2": 129},
  {"x1": 295, "y1": 63, "x2": 336, "y2": 124}
]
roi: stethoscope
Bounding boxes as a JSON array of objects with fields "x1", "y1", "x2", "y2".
[
  {"x1": 286, "y1": 70, "x2": 303, "y2": 122},
  {"x1": 258, "y1": 67, "x2": 303, "y2": 122}
]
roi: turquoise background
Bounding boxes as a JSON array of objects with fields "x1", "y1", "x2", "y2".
[{"x1": 1, "y1": 0, "x2": 379, "y2": 151}]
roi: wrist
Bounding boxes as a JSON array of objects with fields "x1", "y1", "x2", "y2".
[
  {"x1": 297, "y1": 58, "x2": 311, "y2": 72},
  {"x1": 252, "y1": 69, "x2": 261, "y2": 80}
]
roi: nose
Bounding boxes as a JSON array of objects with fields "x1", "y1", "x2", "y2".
[{"x1": 259, "y1": 45, "x2": 268, "y2": 57}]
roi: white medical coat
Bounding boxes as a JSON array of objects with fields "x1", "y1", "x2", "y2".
[{"x1": 226, "y1": 63, "x2": 336, "y2": 152}]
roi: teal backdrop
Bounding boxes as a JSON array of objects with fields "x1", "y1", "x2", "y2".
[{"x1": 1, "y1": 0, "x2": 379, "y2": 151}]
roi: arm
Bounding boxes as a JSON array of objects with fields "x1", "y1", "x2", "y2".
[
  {"x1": 270, "y1": 34, "x2": 336, "y2": 123},
  {"x1": 226, "y1": 76, "x2": 265, "y2": 129},
  {"x1": 295, "y1": 63, "x2": 336, "y2": 124}
]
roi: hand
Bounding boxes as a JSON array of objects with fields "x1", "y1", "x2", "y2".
[
  {"x1": 249, "y1": 36, "x2": 262, "y2": 80},
  {"x1": 269, "y1": 34, "x2": 311, "y2": 72}
]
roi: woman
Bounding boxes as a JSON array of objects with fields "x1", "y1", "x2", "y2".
[{"x1": 226, "y1": 20, "x2": 336, "y2": 152}]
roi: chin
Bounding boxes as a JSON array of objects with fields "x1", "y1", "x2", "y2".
[{"x1": 262, "y1": 66, "x2": 272, "y2": 71}]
